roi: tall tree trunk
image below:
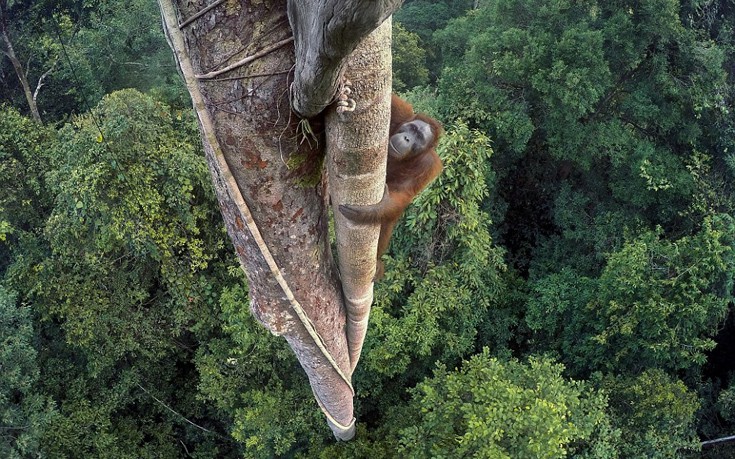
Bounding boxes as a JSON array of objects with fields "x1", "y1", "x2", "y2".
[
  {"x1": 327, "y1": 19, "x2": 392, "y2": 370},
  {"x1": 159, "y1": 0, "x2": 356, "y2": 439},
  {"x1": 0, "y1": 24, "x2": 42, "y2": 123},
  {"x1": 159, "y1": 0, "x2": 397, "y2": 441}
]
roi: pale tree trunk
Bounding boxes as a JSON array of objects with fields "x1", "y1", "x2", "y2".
[
  {"x1": 0, "y1": 5, "x2": 42, "y2": 123},
  {"x1": 327, "y1": 19, "x2": 392, "y2": 370},
  {"x1": 158, "y1": 0, "x2": 398, "y2": 441}
]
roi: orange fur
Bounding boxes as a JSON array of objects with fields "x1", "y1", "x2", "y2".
[{"x1": 340, "y1": 94, "x2": 443, "y2": 279}]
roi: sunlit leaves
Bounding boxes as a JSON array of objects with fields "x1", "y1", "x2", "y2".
[
  {"x1": 0, "y1": 106, "x2": 55, "y2": 242},
  {"x1": 398, "y1": 351, "x2": 619, "y2": 458},
  {"x1": 24, "y1": 88, "x2": 228, "y2": 366}
]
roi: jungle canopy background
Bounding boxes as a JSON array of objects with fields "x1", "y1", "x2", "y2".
[{"x1": 1, "y1": 0, "x2": 734, "y2": 457}]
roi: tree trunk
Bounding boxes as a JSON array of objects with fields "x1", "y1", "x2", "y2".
[
  {"x1": 0, "y1": 22, "x2": 42, "y2": 123},
  {"x1": 159, "y1": 0, "x2": 396, "y2": 441},
  {"x1": 159, "y1": 0, "x2": 356, "y2": 439},
  {"x1": 327, "y1": 19, "x2": 392, "y2": 370}
]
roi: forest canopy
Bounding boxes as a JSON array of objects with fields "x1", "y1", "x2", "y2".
[{"x1": 1, "y1": 0, "x2": 734, "y2": 457}]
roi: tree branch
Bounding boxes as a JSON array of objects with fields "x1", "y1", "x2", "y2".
[
  {"x1": 33, "y1": 59, "x2": 56, "y2": 104},
  {"x1": 0, "y1": 23, "x2": 41, "y2": 122},
  {"x1": 287, "y1": 0, "x2": 402, "y2": 117},
  {"x1": 702, "y1": 435, "x2": 735, "y2": 448},
  {"x1": 136, "y1": 383, "x2": 214, "y2": 434}
]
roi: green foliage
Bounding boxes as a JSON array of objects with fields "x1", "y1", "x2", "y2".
[
  {"x1": 399, "y1": 121, "x2": 497, "y2": 279},
  {"x1": 0, "y1": 7, "x2": 105, "y2": 121},
  {"x1": 716, "y1": 385, "x2": 735, "y2": 425},
  {"x1": 231, "y1": 387, "x2": 327, "y2": 458},
  {"x1": 392, "y1": 22, "x2": 429, "y2": 92},
  {"x1": 696, "y1": 370, "x2": 735, "y2": 445},
  {"x1": 434, "y1": 3, "x2": 735, "y2": 448},
  {"x1": 600, "y1": 370, "x2": 701, "y2": 458},
  {"x1": 196, "y1": 284, "x2": 330, "y2": 457},
  {"x1": 394, "y1": 0, "x2": 474, "y2": 79},
  {"x1": 4, "y1": 90, "x2": 241, "y2": 457},
  {"x1": 0, "y1": 0, "x2": 183, "y2": 120},
  {"x1": 527, "y1": 216, "x2": 734, "y2": 376},
  {"x1": 398, "y1": 351, "x2": 620, "y2": 458},
  {"x1": 394, "y1": 0, "x2": 473, "y2": 45},
  {"x1": 0, "y1": 286, "x2": 54, "y2": 459},
  {"x1": 0, "y1": 105, "x2": 55, "y2": 273},
  {"x1": 77, "y1": 0, "x2": 186, "y2": 107},
  {"x1": 436, "y1": 0, "x2": 731, "y2": 222},
  {"x1": 28, "y1": 89, "x2": 219, "y2": 363},
  {"x1": 396, "y1": 86, "x2": 444, "y2": 118}
]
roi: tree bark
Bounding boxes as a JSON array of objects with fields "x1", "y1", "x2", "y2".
[
  {"x1": 327, "y1": 19, "x2": 392, "y2": 370},
  {"x1": 0, "y1": 6, "x2": 42, "y2": 123},
  {"x1": 159, "y1": 0, "x2": 395, "y2": 441},
  {"x1": 159, "y1": 0, "x2": 356, "y2": 439},
  {"x1": 287, "y1": 0, "x2": 401, "y2": 117}
]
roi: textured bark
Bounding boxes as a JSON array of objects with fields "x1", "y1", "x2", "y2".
[
  {"x1": 159, "y1": 0, "x2": 355, "y2": 439},
  {"x1": 159, "y1": 0, "x2": 395, "y2": 441},
  {"x1": 327, "y1": 20, "x2": 392, "y2": 370},
  {"x1": 287, "y1": 0, "x2": 401, "y2": 117}
]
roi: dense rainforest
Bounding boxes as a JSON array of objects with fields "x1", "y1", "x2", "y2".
[{"x1": 1, "y1": 0, "x2": 734, "y2": 457}]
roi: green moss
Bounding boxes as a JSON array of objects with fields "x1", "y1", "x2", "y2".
[
  {"x1": 291, "y1": 153, "x2": 324, "y2": 188},
  {"x1": 287, "y1": 119, "x2": 324, "y2": 187}
]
